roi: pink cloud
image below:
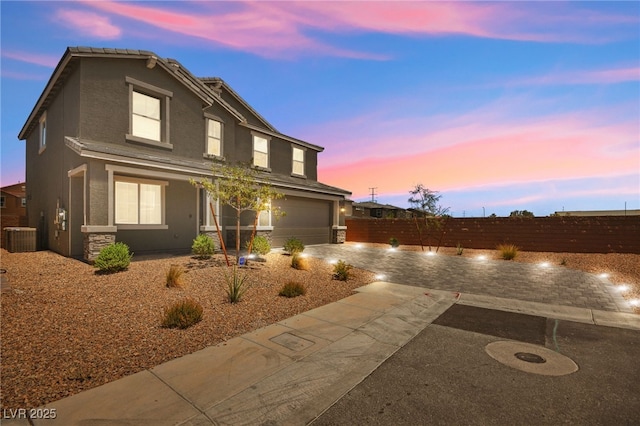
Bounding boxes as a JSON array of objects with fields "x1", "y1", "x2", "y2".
[
  {"x1": 81, "y1": 1, "x2": 385, "y2": 59},
  {"x1": 318, "y1": 117, "x2": 639, "y2": 201},
  {"x1": 0, "y1": 70, "x2": 48, "y2": 80},
  {"x1": 510, "y1": 66, "x2": 640, "y2": 86},
  {"x1": 1, "y1": 51, "x2": 59, "y2": 68},
  {"x1": 55, "y1": 9, "x2": 121, "y2": 39},
  {"x1": 76, "y1": 1, "x2": 637, "y2": 59}
]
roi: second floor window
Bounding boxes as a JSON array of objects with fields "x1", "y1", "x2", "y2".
[
  {"x1": 126, "y1": 76, "x2": 172, "y2": 148},
  {"x1": 253, "y1": 135, "x2": 269, "y2": 168},
  {"x1": 292, "y1": 147, "x2": 305, "y2": 176},
  {"x1": 0, "y1": 196, "x2": 5, "y2": 208},
  {"x1": 207, "y1": 119, "x2": 222, "y2": 157},
  {"x1": 132, "y1": 91, "x2": 161, "y2": 141}
]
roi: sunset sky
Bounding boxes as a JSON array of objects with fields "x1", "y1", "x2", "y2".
[{"x1": 1, "y1": 1, "x2": 638, "y2": 217}]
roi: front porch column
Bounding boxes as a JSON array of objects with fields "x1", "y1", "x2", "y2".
[{"x1": 81, "y1": 226, "x2": 117, "y2": 262}]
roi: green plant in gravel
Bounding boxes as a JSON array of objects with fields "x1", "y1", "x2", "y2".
[
  {"x1": 332, "y1": 260, "x2": 353, "y2": 281},
  {"x1": 389, "y1": 237, "x2": 399, "y2": 248},
  {"x1": 497, "y1": 243, "x2": 519, "y2": 260},
  {"x1": 284, "y1": 237, "x2": 305, "y2": 255},
  {"x1": 246, "y1": 235, "x2": 271, "y2": 256},
  {"x1": 166, "y1": 265, "x2": 185, "y2": 288},
  {"x1": 560, "y1": 258, "x2": 567, "y2": 266},
  {"x1": 291, "y1": 253, "x2": 310, "y2": 270},
  {"x1": 161, "y1": 298, "x2": 203, "y2": 329},
  {"x1": 94, "y1": 242, "x2": 132, "y2": 273},
  {"x1": 456, "y1": 243, "x2": 464, "y2": 256},
  {"x1": 279, "y1": 281, "x2": 307, "y2": 298},
  {"x1": 224, "y1": 265, "x2": 251, "y2": 303},
  {"x1": 192, "y1": 234, "x2": 215, "y2": 259}
]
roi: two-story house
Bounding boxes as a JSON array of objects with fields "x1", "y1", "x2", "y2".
[{"x1": 18, "y1": 47, "x2": 349, "y2": 261}]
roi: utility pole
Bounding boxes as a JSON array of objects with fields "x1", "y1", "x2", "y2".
[{"x1": 368, "y1": 187, "x2": 377, "y2": 203}]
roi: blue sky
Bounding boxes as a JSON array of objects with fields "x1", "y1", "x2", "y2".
[{"x1": 1, "y1": 1, "x2": 639, "y2": 217}]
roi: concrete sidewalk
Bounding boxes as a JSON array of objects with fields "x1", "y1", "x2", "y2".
[{"x1": 7, "y1": 281, "x2": 638, "y2": 426}]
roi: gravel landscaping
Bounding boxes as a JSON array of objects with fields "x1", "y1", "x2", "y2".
[
  {"x1": 0, "y1": 249, "x2": 375, "y2": 410},
  {"x1": 1, "y1": 245, "x2": 638, "y2": 410}
]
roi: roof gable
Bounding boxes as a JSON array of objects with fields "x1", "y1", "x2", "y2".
[{"x1": 18, "y1": 47, "x2": 248, "y2": 140}]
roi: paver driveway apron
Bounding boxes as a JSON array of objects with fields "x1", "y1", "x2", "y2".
[{"x1": 304, "y1": 244, "x2": 630, "y2": 312}]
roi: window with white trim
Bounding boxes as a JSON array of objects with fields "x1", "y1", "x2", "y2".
[
  {"x1": 21, "y1": 198, "x2": 26, "y2": 207},
  {"x1": 132, "y1": 91, "x2": 161, "y2": 141},
  {"x1": 39, "y1": 112, "x2": 47, "y2": 153},
  {"x1": 206, "y1": 119, "x2": 222, "y2": 157},
  {"x1": 114, "y1": 178, "x2": 165, "y2": 225},
  {"x1": 292, "y1": 146, "x2": 305, "y2": 176},
  {"x1": 253, "y1": 135, "x2": 269, "y2": 168}
]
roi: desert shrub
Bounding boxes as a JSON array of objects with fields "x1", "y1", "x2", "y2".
[
  {"x1": 560, "y1": 258, "x2": 567, "y2": 266},
  {"x1": 284, "y1": 237, "x2": 305, "y2": 255},
  {"x1": 161, "y1": 299, "x2": 203, "y2": 329},
  {"x1": 94, "y1": 242, "x2": 132, "y2": 273},
  {"x1": 192, "y1": 234, "x2": 215, "y2": 259},
  {"x1": 497, "y1": 243, "x2": 519, "y2": 260},
  {"x1": 224, "y1": 265, "x2": 251, "y2": 303},
  {"x1": 389, "y1": 237, "x2": 399, "y2": 248},
  {"x1": 291, "y1": 253, "x2": 310, "y2": 270},
  {"x1": 166, "y1": 265, "x2": 185, "y2": 288},
  {"x1": 333, "y1": 260, "x2": 353, "y2": 281},
  {"x1": 246, "y1": 235, "x2": 271, "y2": 256},
  {"x1": 279, "y1": 281, "x2": 307, "y2": 298},
  {"x1": 456, "y1": 243, "x2": 464, "y2": 256}
]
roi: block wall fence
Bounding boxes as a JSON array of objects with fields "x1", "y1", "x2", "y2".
[{"x1": 345, "y1": 216, "x2": 640, "y2": 254}]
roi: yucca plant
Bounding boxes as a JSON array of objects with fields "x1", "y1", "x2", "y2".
[
  {"x1": 161, "y1": 299, "x2": 203, "y2": 329},
  {"x1": 224, "y1": 265, "x2": 251, "y2": 303},
  {"x1": 497, "y1": 243, "x2": 519, "y2": 260},
  {"x1": 166, "y1": 264, "x2": 185, "y2": 288},
  {"x1": 456, "y1": 243, "x2": 464, "y2": 256},
  {"x1": 279, "y1": 281, "x2": 306, "y2": 298}
]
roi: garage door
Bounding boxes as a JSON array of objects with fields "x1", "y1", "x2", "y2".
[{"x1": 271, "y1": 196, "x2": 331, "y2": 246}]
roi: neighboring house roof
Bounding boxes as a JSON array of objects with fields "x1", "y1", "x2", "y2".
[
  {"x1": 65, "y1": 137, "x2": 349, "y2": 197},
  {"x1": 1, "y1": 183, "x2": 26, "y2": 198},
  {"x1": 19, "y1": 47, "x2": 247, "y2": 140},
  {"x1": 354, "y1": 201, "x2": 405, "y2": 210}
]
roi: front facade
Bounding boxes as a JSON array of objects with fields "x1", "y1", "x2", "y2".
[{"x1": 19, "y1": 47, "x2": 349, "y2": 260}]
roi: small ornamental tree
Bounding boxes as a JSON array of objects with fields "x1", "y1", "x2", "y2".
[
  {"x1": 191, "y1": 163, "x2": 284, "y2": 265},
  {"x1": 408, "y1": 184, "x2": 450, "y2": 252}
]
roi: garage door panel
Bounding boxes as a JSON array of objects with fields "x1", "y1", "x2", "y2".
[{"x1": 272, "y1": 197, "x2": 331, "y2": 245}]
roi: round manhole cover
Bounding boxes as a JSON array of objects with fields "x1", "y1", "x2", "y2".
[
  {"x1": 486, "y1": 341, "x2": 578, "y2": 376},
  {"x1": 515, "y1": 352, "x2": 546, "y2": 364}
]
